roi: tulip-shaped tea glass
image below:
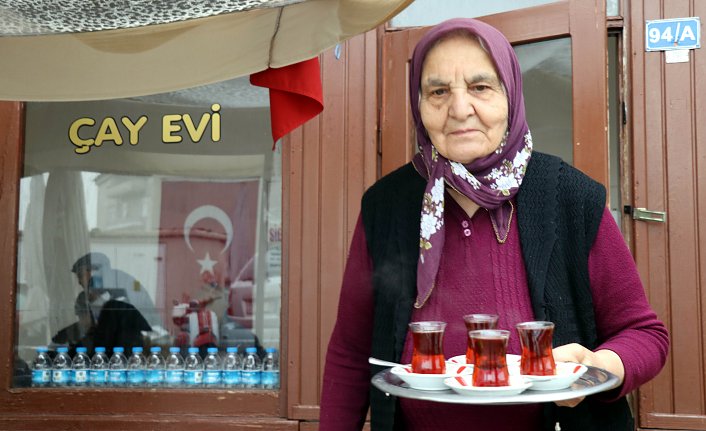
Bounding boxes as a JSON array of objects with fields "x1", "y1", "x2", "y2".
[
  {"x1": 468, "y1": 329, "x2": 511, "y2": 387},
  {"x1": 516, "y1": 321, "x2": 556, "y2": 376},
  {"x1": 408, "y1": 321, "x2": 447, "y2": 374},
  {"x1": 463, "y1": 314, "x2": 499, "y2": 364}
]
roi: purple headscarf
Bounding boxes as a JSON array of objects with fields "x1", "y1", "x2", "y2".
[{"x1": 410, "y1": 18, "x2": 533, "y2": 308}]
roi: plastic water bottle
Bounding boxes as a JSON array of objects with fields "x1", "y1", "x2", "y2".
[
  {"x1": 90, "y1": 347, "x2": 109, "y2": 386},
  {"x1": 241, "y1": 347, "x2": 261, "y2": 389},
  {"x1": 222, "y1": 347, "x2": 242, "y2": 388},
  {"x1": 261, "y1": 347, "x2": 280, "y2": 389},
  {"x1": 165, "y1": 347, "x2": 184, "y2": 387},
  {"x1": 71, "y1": 347, "x2": 91, "y2": 386},
  {"x1": 52, "y1": 346, "x2": 72, "y2": 386},
  {"x1": 183, "y1": 347, "x2": 204, "y2": 386},
  {"x1": 145, "y1": 346, "x2": 165, "y2": 386},
  {"x1": 203, "y1": 347, "x2": 222, "y2": 386},
  {"x1": 108, "y1": 347, "x2": 128, "y2": 386},
  {"x1": 127, "y1": 347, "x2": 146, "y2": 386},
  {"x1": 31, "y1": 346, "x2": 52, "y2": 387}
]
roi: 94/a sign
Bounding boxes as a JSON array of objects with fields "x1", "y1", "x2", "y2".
[{"x1": 645, "y1": 17, "x2": 700, "y2": 51}]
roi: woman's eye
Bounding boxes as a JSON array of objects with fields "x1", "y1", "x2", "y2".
[
  {"x1": 471, "y1": 85, "x2": 491, "y2": 93},
  {"x1": 430, "y1": 88, "x2": 447, "y2": 97}
]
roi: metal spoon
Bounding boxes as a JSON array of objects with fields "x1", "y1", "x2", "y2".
[{"x1": 368, "y1": 357, "x2": 406, "y2": 368}]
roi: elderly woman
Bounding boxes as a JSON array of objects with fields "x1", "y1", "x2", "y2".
[{"x1": 319, "y1": 18, "x2": 668, "y2": 431}]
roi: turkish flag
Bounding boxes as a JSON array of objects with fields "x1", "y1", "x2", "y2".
[
  {"x1": 157, "y1": 180, "x2": 259, "y2": 330},
  {"x1": 250, "y1": 57, "x2": 324, "y2": 146}
]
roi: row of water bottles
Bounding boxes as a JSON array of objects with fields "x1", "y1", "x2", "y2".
[{"x1": 32, "y1": 345, "x2": 279, "y2": 389}]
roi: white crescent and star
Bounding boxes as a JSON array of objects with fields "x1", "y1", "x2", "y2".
[{"x1": 183, "y1": 205, "x2": 234, "y2": 274}]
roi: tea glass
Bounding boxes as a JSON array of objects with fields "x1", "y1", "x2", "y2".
[
  {"x1": 408, "y1": 321, "x2": 447, "y2": 374},
  {"x1": 516, "y1": 321, "x2": 556, "y2": 376},
  {"x1": 468, "y1": 329, "x2": 510, "y2": 387},
  {"x1": 463, "y1": 314, "x2": 499, "y2": 364}
]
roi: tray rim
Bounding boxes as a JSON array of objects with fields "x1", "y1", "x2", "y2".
[{"x1": 371, "y1": 364, "x2": 620, "y2": 405}]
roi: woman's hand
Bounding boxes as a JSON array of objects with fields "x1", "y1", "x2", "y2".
[{"x1": 550, "y1": 343, "x2": 625, "y2": 408}]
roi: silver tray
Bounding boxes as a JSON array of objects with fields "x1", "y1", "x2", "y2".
[{"x1": 371, "y1": 366, "x2": 620, "y2": 405}]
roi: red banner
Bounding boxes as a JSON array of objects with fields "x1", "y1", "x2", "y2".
[{"x1": 250, "y1": 57, "x2": 324, "y2": 146}]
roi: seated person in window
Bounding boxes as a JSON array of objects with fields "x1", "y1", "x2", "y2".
[
  {"x1": 52, "y1": 253, "x2": 152, "y2": 352},
  {"x1": 73, "y1": 252, "x2": 163, "y2": 329}
]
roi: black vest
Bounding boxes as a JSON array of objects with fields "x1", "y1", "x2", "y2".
[{"x1": 362, "y1": 152, "x2": 633, "y2": 431}]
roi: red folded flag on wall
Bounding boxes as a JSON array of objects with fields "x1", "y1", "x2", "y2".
[{"x1": 250, "y1": 57, "x2": 324, "y2": 147}]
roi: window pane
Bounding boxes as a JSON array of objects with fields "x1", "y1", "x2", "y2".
[
  {"x1": 14, "y1": 77, "x2": 281, "y2": 390},
  {"x1": 608, "y1": 34, "x2": 622, "y2": 227},
  {"x1": 515, "y1": 37, "x2": 573, "y2": 165},
  {"x1": 390, "y1": 0, "x2": 561, "y2": 27},
  {"x1": 607, "y1": 0, "x2": 619, "y2": 17}
]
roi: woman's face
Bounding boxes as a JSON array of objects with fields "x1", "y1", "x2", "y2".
[{"x1": 419, "y1": 35, "x2": 509, "y2": 164}]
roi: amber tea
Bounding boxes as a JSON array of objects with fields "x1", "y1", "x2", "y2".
[
  {"x1": 409, "y1": 321, "x2": 446, "y2": 374},
  {"x1": 468, "y1": 329, "x2": 510, "y2": 387},
  {"x1": 463, "y1": 314, "x2": 499, "y2": 364},
  {"x1": 516, "y1": 321, "x2": 556, "y2": 376}
]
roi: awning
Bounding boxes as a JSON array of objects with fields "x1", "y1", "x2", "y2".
[{"x1": 0, "y1": 0, "x2": 412, "y2": 101}]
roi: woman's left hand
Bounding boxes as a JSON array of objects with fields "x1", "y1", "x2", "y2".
[{"x1": 550, "y1": 343, "x2": 625, "y2": 408}]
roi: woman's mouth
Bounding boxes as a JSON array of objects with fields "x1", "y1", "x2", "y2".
[{"x1": 449, "y1": 128, "x2": 479, "y2": 136}]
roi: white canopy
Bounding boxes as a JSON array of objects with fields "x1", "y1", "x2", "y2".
[{"x1": 0, "y1": 0, "x2": 412, "y2": 101}]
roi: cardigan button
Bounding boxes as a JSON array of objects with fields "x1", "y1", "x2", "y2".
[
  {"x1": 461, "y1": 220, "x2": 469, "y2": 228},
  {"x1": 463, "y1": 228, "x2": 471, "y2": 237}
]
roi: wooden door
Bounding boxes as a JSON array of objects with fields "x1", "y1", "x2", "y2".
[
  {"x1": 630, "y1": 1, "x2": 706, "y2": 429},
  {"x1": 380, "y1": 0, "x2": 610, "y2": 186}
]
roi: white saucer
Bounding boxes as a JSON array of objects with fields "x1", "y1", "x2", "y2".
[
  {"x1": 444, "y1": 375, "x2": 532, "y2": 397},
  {"x1": 521, "y1": 362, "x2": 588, "y2": 391},
  {"x1": 390, "y1": 363, "x2": 472, "y2": 391}
]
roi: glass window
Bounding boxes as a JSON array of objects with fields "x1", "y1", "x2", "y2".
[
  {"x1": 515, "y1": 37, "x2": 573, "y2": 165},
  {"x1": 390, "y1": 0, "x2": 562, "y2": 27},
  {"x1": 14, "y1": 77, "x2": 282, "y2": 390},
  {"x1": 608, "y1": 34, "x2": 622, "y2": 227},
  {"x1": 607, "y1": 0, "x2": 619, "y2": 17}
]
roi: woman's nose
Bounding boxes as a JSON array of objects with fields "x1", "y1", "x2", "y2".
[{"x1": 448, "y1": 90, "x2": 475, "y2": 120}]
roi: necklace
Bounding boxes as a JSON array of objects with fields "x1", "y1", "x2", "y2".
[{"x1": 487, "y1": 200, "x2": 514, "y2": 244}]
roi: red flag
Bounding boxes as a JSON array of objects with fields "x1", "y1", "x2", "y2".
[
  {"x1": 250, "y1": 57, "x2": 324, "y2": 147},
  {"x1": 157, "y1": 180, "x2": 259, "y2": 334}
]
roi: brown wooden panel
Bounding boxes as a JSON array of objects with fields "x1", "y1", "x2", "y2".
[
  {"x1": 381, "y1": 29, "x2": 413, "y2": 176},
  {"x1": 0, "y1": 101, "x2": 23, "y2": 393},
  {"x1": 3, "y1": 389, "x2": 279, "y2": 416},
  {"x1": 296, "y1": 113, "x2": 322, "y2": 411},
  {"x1": 663, "y1": 0, "x2": 703, "y2": 415},
  {"x1": 283, "y1": 120, "x2": 305, "y2": 419},
  {"x1": 640, "y1": 414, "x2": 706, "y2": 431},
  {"x1": 696, "y1": 0, "x2": 706, "y2": 424},
  {"x1": 284, "y1": 31, "x2": 379, "y2": 421},
  {"x1": 570, "y1": 0, "x2": 609, "y2": 187},
  {"x1": 630, "y1": 0, "x2": 706, "y2": 428},
  {"x1": 0, "y1": 415, "x2": 298, "y2": 431},
  {"x1": 631, "y1": 0, "x2": 674, "y2": 423}
]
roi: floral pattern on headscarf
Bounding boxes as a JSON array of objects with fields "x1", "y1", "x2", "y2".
[{"x1": 410, "y1": 18, "x2": 533, "y2": 308}]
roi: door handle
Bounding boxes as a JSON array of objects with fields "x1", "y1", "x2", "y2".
[{"x1": 631, "y1": 207, "x2": 667, "y2": 223}]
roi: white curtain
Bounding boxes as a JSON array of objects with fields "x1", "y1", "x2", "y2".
[
  {"x1": 18, "y1": 175, "x2": 50, "y2": 345},
  {"x1": 42, "y1": 170, "x2": 91, "y2": 338}
]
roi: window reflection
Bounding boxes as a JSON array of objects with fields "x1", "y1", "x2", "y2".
[
  {"x1": 15, "y1": 77, "x2": 281, "y2": 389},
  {"x1": 515, "y1": 38, "x2": 573, "y2": 164}
]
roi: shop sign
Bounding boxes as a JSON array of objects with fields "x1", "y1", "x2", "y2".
[
  {"x1": 645, "y1": 17, "x2": 700, "y2": 51},
  {"x1": 68, "y1": 103, "x2": 222, "y2": 154}
]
